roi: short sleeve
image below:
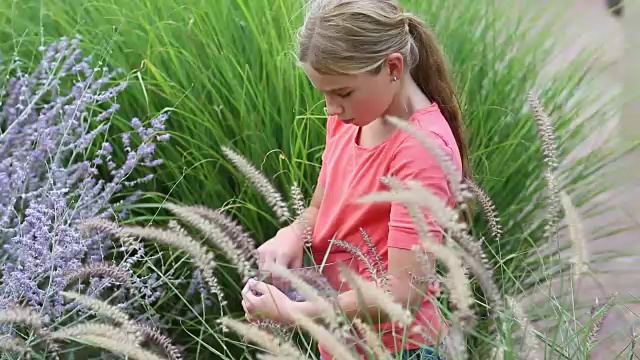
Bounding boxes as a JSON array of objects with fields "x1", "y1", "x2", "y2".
[{"x1": 387, "y1": 133, "x2": 457, "y2": 249}]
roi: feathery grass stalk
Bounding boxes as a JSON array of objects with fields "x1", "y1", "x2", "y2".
[
  {"x1": 0, "y1": 306, "x2": 61, "y2": 359},
  {"x1": 466, "y1": 180, "x2": 502, "y2": 242},
  {"x1": 357, "y1": 178, "x2": 503, "y2": 319},
  {"x1": 288, "y1": 310, "x2": 360, "y2": 360},
  {"x1": 359, "y1": 228, "x2": 386, "y2": 280},
  {"x1": 418, "y1": 242, "x2": 474, "y2": 326},
  {"x1": 80, "y1": 218, "x2": 226, "y2": 306},
  {"x1": 0, "y1": 336, "x2": 32, "y2": 359},
  {"x1": 69, "y1": 334, "x2": 167, "y2": 360},
  {"x1": 328, "y1": 239, "x2": 378, "y2": 279},
  {"x1": 290, "y1": 183, "x2": 307, "y2": 218},
  {"x1": 587, "y1": 293, "x2": 616, "y2": 351},
  {"x1": 527, "y1": 92, "x2": 561, "y2": 245},
  {"x1": 184, "y1": 205, "x2": 260, "y2": 268},
  {"x1": 138, "y1": 324, "x2": 184, "y2": 360},
  {"x1": 163, "y1": 202, "x2": 257, "y2": 282},
  {"x1": 63, "y1": 262, "x2": 132, "y2": 288},
  {"x1": 339, "y1": 265, "x2": 413, "y2": 327},
  {"x1": 445, "y1": 324, "x2": 468, "y2": 360},
  {"x1": 506, "y1": 296, "x2": 540, "y2": 360},
  {"x1": 51, "y1": 322, "x2": 137, "y2": 344},
  {"x1": 350, "y1": 318, "x2": 393, "y2": 360},
  {"x1": 290, "y1": 182, "x2": 313, "y2": 247},
  {"x1": 0, "y1": 306, "x2": 43, "y2": 330},
  {"x1": 218, "y1": 317, "x2": 305, "y2": 360},
  {"x1": 60, "y1": 291, "x2": 142, "y2": 343},
  {"x1": 559, "y1": 191, "x2": 589, "y2": 282},
  {"x1": 221, "y1": 146, "x2": 291, "y2": 223}
]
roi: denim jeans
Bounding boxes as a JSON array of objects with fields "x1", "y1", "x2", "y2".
[
  {"x1": 399, "y1": 347, "x2": 443, "y2": 360},
  {"x1": 321, "y1": 347, "x2": 444, "y2": 360}
]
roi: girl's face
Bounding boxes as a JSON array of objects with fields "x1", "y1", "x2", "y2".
[{"x1": 302, "y1": 55, "x2": 403, "y2": 127}]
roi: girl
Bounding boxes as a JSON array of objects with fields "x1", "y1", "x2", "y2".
[{"x1": 241, "y1": 0, "x2": 468, "y2": 359}]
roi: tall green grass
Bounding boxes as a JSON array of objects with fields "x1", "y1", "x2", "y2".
[{"x1": 0, "y1": 0, "x2": 634, "y2": 358}]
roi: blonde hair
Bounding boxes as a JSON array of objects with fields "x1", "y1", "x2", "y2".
[{"x1": 297, "y1": 0, "x2": 470, "y2": 180}]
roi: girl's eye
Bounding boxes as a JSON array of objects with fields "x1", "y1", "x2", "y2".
[{"x1": 338, "y1": 91, "x2": 353, "y2": 98}]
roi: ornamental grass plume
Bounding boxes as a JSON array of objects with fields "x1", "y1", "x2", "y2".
[
  {"x1": 221, "y1": 146, "x2": 291, "y2": 223},
  {"x1": 60, "y1": 291, "x2": 143, "y2": 343},
  {"x1": 80, "y1": 218, "x2": 226, "y2": 307},
  {"x1": 559, "y1": 191, "x2": 589, "y2": 282},
  {"x1": 466, "y1": 180, "x2": 503, "y2": 242},
  {"x1": 356, "y1": 178, "x2": 503, "y2": 322},
  {"x1": 527, "y1": 91, "x2": 561, "y2": 245},
  {"x1": 0, "y1": 335, "x2": 32, "y2": 359},
  {"x1": 218, "y1": 317, "x2": 305, "y2": 360},
  {"x1": 163, "y1": 202, "x2": 259, "y2": 282}
]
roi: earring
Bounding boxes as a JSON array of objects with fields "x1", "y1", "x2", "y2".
[{"x1": 393, "y1": 76, "x2": 399, "y2": 81}]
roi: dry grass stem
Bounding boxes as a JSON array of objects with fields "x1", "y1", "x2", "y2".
[
  {"x1": 138, "y1": 324, "x2": 184, "y2": 360},
  {"x1": 527, "y1": 91, "x2": 561, "y2": 245},
  {"x1": 339, "y1": 266, "x2": 413, "y2": 327},
  {"x1": 559, "y1": 191, "x2": 589, "y2": 282},
  {"x1": 60, "y1": 291, "x2": 142, "y2": 342},
  {"x1": 82, "y1": 218, "x2": 226, "y2": 306},
  {"x1": 444, "y1": 324, "x2": 468, "y2": 360},
  {"x1": 359, "y1": 228, "x2": 386, "y2": 280},
  {"x1": 420, "y1": 241, "x2": 474, "y2": 326},
  {"x1": 290, "y1": 183, "x2": 313, "y2": 247},
  {"x1": 184, "y1": 205, "x2": 259, "y2": 269},
  {"x1": 351, "y1": 318, "x2": 393, "y2": 360},
  {"x1": 467, "y1": 180, "x2": 502, "y2": 242},
  {"x1": 289, "y1": 310, "x2": 359, "y2": 360},
  {"x1": 221, "y1": 146, "x2": 291, "y2": 222},
  {"x1": 587, "y1": 293, "x2": 616, "y2": 349},
  {"x1": 359, "y1": 177, "x2": 503, "y2": 318},
  {"x1": 0, "y1": 305, "x2": 44, "y2": 330},
  {"x1": 218, "y1": 317, "x2": 305, "y2": 360},
  {"x1": 163, "y1": 202, "x2": 257, "y2": 281},
  {"x1": 71, "y1": 334, "x2": 167, "y2": 360},
  {"x1": 329, "y1": 239, "x2": 378, "y2": 279},
  {"x1": 51, "y1": 322, "x2": 137, "y2": 344},
  {"x1": 0, "y1": 336, "x2": 32, "y2": 359},
  {"x1": 63, "y1": 262, "x2": 132, "y2": 287},
  {"x1": 506, "y1": 296, "x2": 540, "y2": 360}
]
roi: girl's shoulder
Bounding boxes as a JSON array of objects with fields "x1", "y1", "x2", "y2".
[
  {"x1": 389, "y1": 103, "x2": 463, "y2": 175},
  {"x1": 397, "y1": 104, "x2": 459, "y2": 155}
]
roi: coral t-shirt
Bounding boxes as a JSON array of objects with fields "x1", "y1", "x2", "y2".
[{"x1": 312, "y1": 103, "x2": 462, "y2": 359}]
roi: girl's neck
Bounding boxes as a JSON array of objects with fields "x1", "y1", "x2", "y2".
[
  {"x1": 387, "y1": 75, "x2": 432, "y2": 119},
  {"x1": 357, "y1": 75, "x2": 431, "y2": 148}
]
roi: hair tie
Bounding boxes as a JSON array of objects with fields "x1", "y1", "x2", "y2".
[{"x1": 403, "y1": 13, "x2": 411, "y2": 34}]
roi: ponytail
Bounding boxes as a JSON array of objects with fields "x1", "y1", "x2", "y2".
[{"x1": 405, "y1": 14, "x2": 471, "y2": 182}]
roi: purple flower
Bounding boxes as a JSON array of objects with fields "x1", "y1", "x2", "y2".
[{"x1": 0, "y1": 35, "x2": 172, "y2": 321}]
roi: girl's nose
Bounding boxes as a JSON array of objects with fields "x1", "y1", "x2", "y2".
[{"x1": 325, "y1": 98, "x2": 343, "y2": 117}]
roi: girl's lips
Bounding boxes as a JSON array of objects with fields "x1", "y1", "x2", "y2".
[{"x1": 340, "y1": 118, "x2": 355, "y2": 124}]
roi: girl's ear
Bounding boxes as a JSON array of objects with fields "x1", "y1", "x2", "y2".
[{"x1": 385, "y1": 53, "x2": 405, "y2": 81}]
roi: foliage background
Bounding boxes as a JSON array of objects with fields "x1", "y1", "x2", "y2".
[{"x1": 0, "y1": 0, "x2": 631, "y2": 358}]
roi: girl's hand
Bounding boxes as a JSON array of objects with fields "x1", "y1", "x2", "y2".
[{"x1": 241, "y1": 279, "x2": 294, "y2": 324}]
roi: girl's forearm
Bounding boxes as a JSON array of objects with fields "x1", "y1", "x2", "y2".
[{"x1": 289, "y1": 277, "x2": 423, "y2": 325}]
